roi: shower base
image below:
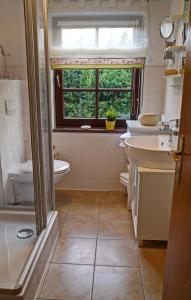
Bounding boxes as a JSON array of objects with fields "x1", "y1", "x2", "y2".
[
  {"x1": 0, "y1": 209, "x2": 58, "y2": 299},
  {"x1": 0, "y1": 210, "x2": 37, "y2": 290}
]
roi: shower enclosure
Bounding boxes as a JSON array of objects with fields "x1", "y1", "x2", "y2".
[{"x1": 0, "y1": 0, "x2": 57, "y2": 298}]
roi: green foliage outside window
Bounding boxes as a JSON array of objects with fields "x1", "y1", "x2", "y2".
[{"x1": 62, "y1": 69, "x2": 132, "y2": 119}]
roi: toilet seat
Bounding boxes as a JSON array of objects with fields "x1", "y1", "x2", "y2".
[{"x1": 20, "y1": 160, "x2": 70, "y2": 175}]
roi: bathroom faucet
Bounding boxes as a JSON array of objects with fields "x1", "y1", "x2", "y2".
[{"x1": 160, "y1": 122, "x2": 170, "y2": 132}]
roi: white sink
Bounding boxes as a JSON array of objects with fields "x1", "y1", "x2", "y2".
[{"x1": 125, "y1": 135, "x2": 176, "y2": 170}]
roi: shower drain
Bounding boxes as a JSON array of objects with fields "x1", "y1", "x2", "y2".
[{"x1": 17, "y1": 229, "x2": 34, "y2": 239}]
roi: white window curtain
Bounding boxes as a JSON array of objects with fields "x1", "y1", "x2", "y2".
[{"x1": 49, "y1": 0, "x2": 150, "y2": 59}]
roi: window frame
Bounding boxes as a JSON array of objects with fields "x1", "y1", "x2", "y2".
[
  {"x1": 51, "y1": 14, "x2": 144, "y2": 51},
  {"x1": 54, "y1": 67, "x2": 143, "y2": 129},
  {"x1": 61, "y1": 26, "x2": 135, "y2": 50}
]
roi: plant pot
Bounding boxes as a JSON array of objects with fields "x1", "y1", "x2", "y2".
[{"x1": 105, "y1": 120, "x2": 116, "y2": 130}]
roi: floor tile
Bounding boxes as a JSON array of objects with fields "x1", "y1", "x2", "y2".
[
  {"x1": 141, "y1": 267, "x2": 164, "y2": 300},
  {"x1": 54, "y1": 189, "x2": 166, "y2": 300},
  {"x1": 61, "y1": 190, "x2": 107, "y2": 203},
  {"x1": 56, "y1": 199, "x2": 71, "y2": 214},
  {"x1": 98, "y1": 219, "x2": 134, "y2": 240},
  {"x1": 52, "y1": 238, "x2": 96, "y2": 265},
  {"x1": 72, "y1": 191, "x2": 108, "y2": 203},
  {"x1": 40, "y1": 264, "x2": 93, "y2": 300},
  {"x1": 61, "y1": 217, "x2": 98, "y2": 238},
  {"x1": 92, "y1": 266, "x2": 144, "y2": 300},
  {"x1": 100, "y1": 192, "x2": 126, "y2": 204},
  {"x1": 138, "y1": 248, "x2": 166, "y2": 269},
  {"x1": 67, "y1": 202, "x2": 100, "y2": 218},
  {"x1": 96, "y1": 239, "x2": 139, "y2": 267},
  {"x1": 58, "y1": 213, "x2": 66, "y2": 233},
  {"x1": 100, "y1": 203, "x2": 131, "y2": 220},
  {"x1": 108, "y1": 191, "x2": 127, "y2": 202},
  {"x1": 58, "y1": 212, "x2": 66, "y2": 224},
  {"x1": 55, "y1": 189, "x2": 73, "y2": 203}
]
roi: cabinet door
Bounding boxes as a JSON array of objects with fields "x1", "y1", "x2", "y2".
[{"x1": 139, "y1": 173, "x2": 174, "y2": 241}]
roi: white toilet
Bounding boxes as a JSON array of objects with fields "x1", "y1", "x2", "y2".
[{"x1": 8, "y1": 160, "x2": 70, "y2": 205}]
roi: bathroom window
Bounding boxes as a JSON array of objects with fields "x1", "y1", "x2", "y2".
[
  {"x1": 50, "y1": 14, "x2": 146, "y2": 52},
  {"x1": 61, "y1": 27, "x2": 134, "y2": 49},
  {"x1": 54, "y1": 68, "x2": 142, "y2": 128}
]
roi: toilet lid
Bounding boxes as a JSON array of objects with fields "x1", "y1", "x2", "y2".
[{"x1": 20, "y1": 160, "x2": 70, "y2": 174}]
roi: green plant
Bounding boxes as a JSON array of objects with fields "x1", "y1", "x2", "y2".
[
  {"x1": 105, "y1": 109, "x2": 118, "y2": 121},
  {"x1": 63, "y1": 69, "x2": 132, "y2": 119}
]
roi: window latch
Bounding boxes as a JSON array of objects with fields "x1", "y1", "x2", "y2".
[{"x1": 56, "y1": 74, "x2": 61, "y2": 88}]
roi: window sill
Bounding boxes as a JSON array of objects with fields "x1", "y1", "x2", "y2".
[{"x1": 53, "y1": 127, "x2": 127, "y2": 133}]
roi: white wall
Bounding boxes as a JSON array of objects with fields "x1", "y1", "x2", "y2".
[
  {"x1": 0, "y1": 80, "x2": 28, "y2": 204},
  {"x1": 142, "y1": 0, "x2": 169, "y2": 114},
  {"x1": 0, "y1": 1, "x2": 32, "y2": 204},
  {"x1": 54, "y1": 132, "x2": 125, "y2": 191},
  {"x1": 169, "y1": 0, "x2": 185, "y2": 16},
  {"x1": 0, "y1": 0, "x2": 27, "y2": 80},
  {"x1": 164, "y1": 80, "x2": 183, "y2": 120},
  {"x1": 163, "y1": 0, "x2": 185, "y2": 120}
]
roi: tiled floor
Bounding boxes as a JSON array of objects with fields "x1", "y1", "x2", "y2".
[{"x1": 38, "y1": 190, "x2": 166, "y2": 300}]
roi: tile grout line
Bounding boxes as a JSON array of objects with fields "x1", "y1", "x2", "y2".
[
  {"x1": 136, "y1": 244, "x2": 146, "y2": 300},
  {"x1": 90, "y1": 192, "x2": 107, "y2": 300},
  {"x1": 57, "y1": 204, "x2": 70, "y2": 238},
  {"x1": 49, "y1": 261, "x2": 142, "y2": 268}
]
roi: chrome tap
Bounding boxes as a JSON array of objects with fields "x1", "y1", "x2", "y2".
[{"x1": 160, "y1": 122, "x2": 170, "y2": 132}]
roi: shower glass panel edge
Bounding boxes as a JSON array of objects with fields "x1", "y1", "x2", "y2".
[
  {"x1": 23, "y1": 0, "x2": 54, "y2": 234},
  {"x1": 43, "y1": 0, "x2": 56, "y2": 216},
  {"x1": 0, "y1": 156, "x2": 5, "y2": 207},
  {"x1": 36, "y1": 0, "x2": 55, "y2": 222}
]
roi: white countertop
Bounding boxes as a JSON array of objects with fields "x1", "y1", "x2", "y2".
[{"x1": 126, "y1": 120, "x2": 162, "y2": 132}]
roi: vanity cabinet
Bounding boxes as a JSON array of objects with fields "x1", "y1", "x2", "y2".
[{"x1": 129, "y1": 164, "x2": 175, "y2": 245}]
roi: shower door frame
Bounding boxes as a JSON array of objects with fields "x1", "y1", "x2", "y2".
[
  {"x1": 24, "y1": 0, "x2": 55, "y2": 234},
  {"x1": 0, "y1": 156, "x2": 5, "y2": 207}
]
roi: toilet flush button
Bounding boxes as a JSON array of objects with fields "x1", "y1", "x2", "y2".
[{"x1": 5, "y1": 99, "x2": 16, "y2": 115}]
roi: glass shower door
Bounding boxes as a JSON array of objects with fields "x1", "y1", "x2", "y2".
[
  {"x1": 36, "y1": 0, "x2": 55, "y2": 224},
  {"x1": 0, "y1": 0, "x2": 37, "y2": 291},
  {"x1": 0, "y1": 0, "x2": 55, "y2": 294}
]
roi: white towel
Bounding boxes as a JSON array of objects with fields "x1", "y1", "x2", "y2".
[
  {"x1": 120, "y1": 177, "x2": 129, "y2": 187},
  {"x1": 120, "y1": 172, "x2": 129, "y2": 181}
]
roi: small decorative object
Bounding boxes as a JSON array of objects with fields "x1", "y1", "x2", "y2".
[
  {"x1": 81, "y1": 125, "x2": 91, "y2": 129},
  {"x1": 105, "y1": 109, "x2": 118, "y2": 130},
  {"x1": 164, "y1": 41, "x2": 175, "y2": 60},
  {"x1": 164, "y1": 69, "x2": 178, "y2": 76},
  {"x1": 138, "y1": 114, "x2": 161, "y2": 126}
]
